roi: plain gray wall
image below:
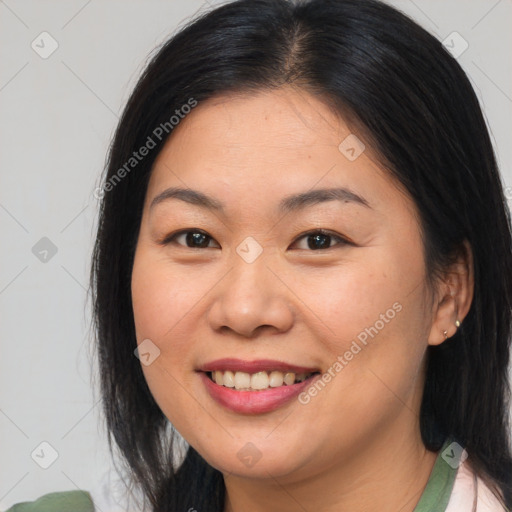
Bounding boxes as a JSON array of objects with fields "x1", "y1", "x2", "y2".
[{"x1": 1, "y1": 0, "x2": 511, "y2": 509}]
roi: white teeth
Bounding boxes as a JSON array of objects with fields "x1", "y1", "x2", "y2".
[
  {"x1": 223, "y1": 370, "x2": 235, "y2": 388},
  {"x1": 283, "y1": 372, "x2": 295, "y2": 386},
  {"x1": 210, "y1": 370, "x2": 315, "y2": 391},
  {"x1": 234, "y1": 371, "x2": 251, "y2": 390},
  {"x1": 251, "y1": 371, "x2": 269, "y2": 390},
  {"x1": 269, "y1": 371, "x2": 284, "y2": 387}
]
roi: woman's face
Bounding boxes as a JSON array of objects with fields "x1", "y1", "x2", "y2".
[{"x1": 131, "y1": 87, "x2": 436, "y2": 481}]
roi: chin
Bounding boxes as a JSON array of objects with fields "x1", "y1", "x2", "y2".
[{"x1": 194, "y1": 438, "x2": 311, "y2": 480}]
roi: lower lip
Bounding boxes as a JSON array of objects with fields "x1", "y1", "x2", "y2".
[{"x1": 199, "y1": 372, "x2": 319, "y2": 414}]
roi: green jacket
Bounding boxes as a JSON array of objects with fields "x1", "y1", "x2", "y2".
[{"x1": 4, "y1": 490, "x2": 94, "y2": 512}]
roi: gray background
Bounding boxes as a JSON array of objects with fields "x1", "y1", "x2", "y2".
[{"x1": 1, "y1": 0, "x2": 511, "y2": 509}]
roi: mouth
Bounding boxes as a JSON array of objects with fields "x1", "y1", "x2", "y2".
[
  {"x1": 206, "y1": 369, "x2": 320, "y2": 391},
  {"x1": 198, "y1": 359, "x2": 322, "y2": 414}
]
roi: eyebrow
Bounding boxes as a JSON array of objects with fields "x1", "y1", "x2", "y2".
[{"x1": 149, "y1": 186, "x2": 371, "y2": 214}]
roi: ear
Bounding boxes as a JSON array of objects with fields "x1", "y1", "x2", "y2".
[{"x1": 427, "y1": 240, "x2": 474, "y2": 346}]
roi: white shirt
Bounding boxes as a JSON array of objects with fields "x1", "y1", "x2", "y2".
[{"x1": 446, "y1": 458, "x2": 507, "y2": 512}]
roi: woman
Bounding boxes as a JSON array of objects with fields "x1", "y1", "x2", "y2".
[{"x1": 8, "y1": 0, "x2": 511, "y2": 510}]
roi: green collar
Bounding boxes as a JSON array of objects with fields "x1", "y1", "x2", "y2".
[
  {"x1": 413, "y1": 439, "x2": 460, "y2": 512},
  {"x1": 6, "y1": 490, "x2": 94, "y2": 512}
]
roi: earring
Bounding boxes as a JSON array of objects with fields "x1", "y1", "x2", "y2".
[
  {"x1": 443, "y1": 330, "x2": 448, "y2": 339},
  {"x1": 455, "y1": 319, "x2": 461, "y2": 328}
]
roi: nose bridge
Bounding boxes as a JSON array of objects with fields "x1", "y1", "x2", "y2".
[
  {"x1": 207, "y1": 238, "x2": 293, "y2": 337},
  {"x1": 228, "y1": 238, "x2": 273, "y2": 307}
]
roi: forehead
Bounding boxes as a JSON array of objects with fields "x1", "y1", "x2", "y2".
[
  {"x1": 145, "y1": 87, "x2": 412, "y2": 218},
  {"x1": 176, "y1": 87, "x2": 344, "y2": 146}
]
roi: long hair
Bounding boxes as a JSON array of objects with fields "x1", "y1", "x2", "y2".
[{"x1": 89, "y1": 0, "x2": 512, "y2": 510}]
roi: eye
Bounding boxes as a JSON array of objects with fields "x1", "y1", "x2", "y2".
[
  {"x1": 159, "y1": 228, "x2": 352, "y2": 251},
  {"x1": 290, "y1": 229, "x2": 352, "y2": 251},
  {"x1": 159, "y1": 229, "x2": 220, "y2": 249}
]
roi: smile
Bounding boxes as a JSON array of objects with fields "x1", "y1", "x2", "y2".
[
  {"x1": 198, "y1": 359, "x2": 321, "y2": 414},
  {"x1": 208, "y1": 370, "x2": 318, "y2": 391}
]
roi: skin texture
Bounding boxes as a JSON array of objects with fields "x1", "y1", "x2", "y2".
[{"x1": 130, "y1": 86, "x2": 473, "y2": 512}]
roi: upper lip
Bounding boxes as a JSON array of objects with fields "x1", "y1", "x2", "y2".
[{"x1": 198, "y1": 358, "x2": 320, "y2": 374}]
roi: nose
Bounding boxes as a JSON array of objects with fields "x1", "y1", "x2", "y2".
[{"x1": 206, "y1": 248, "x2": 294, "y2": 339}]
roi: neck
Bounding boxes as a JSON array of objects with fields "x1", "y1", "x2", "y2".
[{"x1": 223, "y1": 421, "x2": 437, "y2": 512}]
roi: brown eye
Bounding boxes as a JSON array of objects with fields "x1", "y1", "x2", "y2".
[
  {"x1": 291, "y1": 229, "x2": 352, "y2": 251},
  {"x1": 161, "y1": 229, "x2": 220, "y2": 249},
  {"x1": 159, "y1": 228, "x2": 351, "y2": 251}
]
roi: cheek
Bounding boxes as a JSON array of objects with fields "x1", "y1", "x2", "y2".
[
  {"x1": 299, "y1": 250, "x2": 427, "y2": 353},
  {"x1": 130, "y1": 247, "x2": 205, "y2": 401},
  {"x1": 130, "y1": 248, "x2": 209, "y2": 438},
  {"x1": 298, "y1": 249, "x2": 430, "y2": 414},
  {"x1": 131, "y1": 246, "x2": 206, "y2": 347}
]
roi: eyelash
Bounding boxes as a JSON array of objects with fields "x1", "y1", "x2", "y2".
[{"x1": 158, "y1": 228, "x2": 353, "y2": 251}]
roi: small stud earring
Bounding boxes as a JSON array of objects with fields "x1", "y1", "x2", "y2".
[
  {"x1": 443, "y1": 330, "x2": 448, "y2": 339},
  {"x1": 455, "y1": 319, "x2": 461, "y2": 328}
]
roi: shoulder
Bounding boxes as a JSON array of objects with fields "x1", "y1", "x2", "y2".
[
  {"x1": 446, "y1": 458, "x2": 509, "y2": 512},
  {"x1": 3, "y1": 467, "x2": 146, "y2": 512},
  {"x1": 4, "y1": 490, "x2": 95, "y2": 512}
]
